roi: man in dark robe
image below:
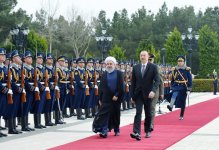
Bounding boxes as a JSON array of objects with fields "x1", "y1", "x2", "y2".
[{"x1": 92, "y1": 56, "x2": 124, "y2": 138}]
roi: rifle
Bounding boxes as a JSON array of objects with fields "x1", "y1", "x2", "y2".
[
  {"x1": 34, "y1": 45, "x2": 40, "y2": 101},
  {"x1": 69, "y1": 70, "x2": 75, "y2": 95},
  {"x1": 21, "y1": 63, "x2": 26, "y2": 103},
  {"x1": 84, "y1": 66, "x2": 89, "y2": 96},
  {"x1": 124, "y1": 65, "x2": 129, "y2": 93},
  {"x1": 94, "y1": 69, "x2": 98, "y2": 96},
  {"x1": 54, "y1": 60, "x2": 60, "y2": 99},
  {"x1": 45, "y1": 69, "x2": 51, "y2": 100},
  {"x1": 45, "y1": 50, "x2": 51, "y2": 100},
  {"x1": 7, "y1": 62, "x2": 13, "y2": 104}
]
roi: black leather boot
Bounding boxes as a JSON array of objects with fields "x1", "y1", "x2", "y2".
[{"x1": 21, "y1": 116, "x2": 31, "y2": 132}]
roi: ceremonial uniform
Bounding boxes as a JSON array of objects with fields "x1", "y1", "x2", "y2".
[
  {"x1": 22, "y1": 51, "x2": 35, "y2": 131},
  {"x1": 31, "y1": 52, "x2": 46, "y2": 128},
  {"x1": 0, "y1": 48, "x2": 8, "y2": 137},
  {"x1": 74, "y1": 57, "x2": 86, "y2": 120},
  {"x1": 167, "y1": 56, "x2": 192, "y2": 120},
  {"x1": 213, "y1": 70, "x2": 218, "y2": 95},
  {"x1": 44, "y1": 53, "x2": 56, "y2": 126},
  {"x1": 6, "y1": 50, "x2": 23, "y2": 134},
  {"x1": 84, "y1": 58, "x2": 96, "y2": 118}
]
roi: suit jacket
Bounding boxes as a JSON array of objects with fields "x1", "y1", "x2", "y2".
[{"x1": 130, "y1": 62, "x2": 160, "y2": 101}]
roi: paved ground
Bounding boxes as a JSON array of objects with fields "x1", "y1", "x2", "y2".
[{"x1": 0, "y1": 92, "x2": 218, "y2": 150}]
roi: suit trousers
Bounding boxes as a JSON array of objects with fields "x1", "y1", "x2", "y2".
[{"x1": 133, "y1": 93, "x2": 152, "y2": 134}]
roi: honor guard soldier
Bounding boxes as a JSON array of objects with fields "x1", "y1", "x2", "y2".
[
  {"x1": 62, "y1": 58, "x2": 71, "y2": 118},
  {"x1": 167, "y1": 56, "x2": 192, "y2": 120},
  {"x1": 22, "y1": 51, "x2": 35, "y2": 131},
  {"x1": 44, "y1": 53, "x2": 56, "y2": 126},
  {"x1": 31, "y1": 52, "x2": 46, "y2": 129},
  {"x1": 74, "y1": 57, "x2": 86, "y2": 120},
  {"x1": 53, "y1": 55, "x2": 66, "y2": 124},
  {"x1": 119, "y1": 61, "x2": 127, "y2": 111},
  {"x1": 69, "y1": 58, "x2": 77, "y2": 117},
  {"x1": 124, "y1": 61, "x2": 132, "y2": 109},
  {"x1": 0, "y1": 48, "x2": 8, "y2": 137},
  {"x1": 84, "y1": 58, "x2": 95, "y2": 118},
  {"x1": 213, "y1": 70, "x2": 218, "y2": 95},
  {"x1": 6, "y1": 50, "x2": 23, "y2": 134}
]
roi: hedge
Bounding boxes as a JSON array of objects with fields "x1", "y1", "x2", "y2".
[{"x1": 192, "y1": 79, "x2": 218, "y2": 92}]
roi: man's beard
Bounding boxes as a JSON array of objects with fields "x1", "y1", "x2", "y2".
[{"x1": 106, "y1": 67, "x2": 115, "y2": 73}]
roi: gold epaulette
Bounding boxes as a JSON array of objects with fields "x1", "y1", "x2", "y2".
[{"x1": 186, "y1": 67, "x2": 191, "y2": 70}]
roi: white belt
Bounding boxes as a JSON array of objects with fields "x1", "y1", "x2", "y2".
[
  {"x1": 2, "y1": 83, "x2": 6, "y2": 86},
  {"x1": 40, "y1": 82, "x2": 45, "y2": 85},
  {"x1": 60, "y1": 81, "x2": 70, "y2": 84},
  {"x1": 80, "y1": 81, "x2": 85, "y2": 83},
  {"x1": 29, "y1": 83, "x2": 34, "y2": 85},
  {"x1": 16, "y1": 84, "x2": 21, "y2": 86},
  {"x1": 50, "y1": 82, "x2": 54, "y2": 84},
  {"x1": 97, "y1": 81, "x2": 100, "y2": 83},
  {"x1": 90, "y1": 82, "x2": 94, "y2": 84}
]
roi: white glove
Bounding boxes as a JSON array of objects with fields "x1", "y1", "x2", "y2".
[
  {"x1": 22, "y1": 89, "x2": 26, "y2": 94},
  {"x1": 187, "y1": 91, "x2": 191, "y2": 95},
  {"x1": 86, "y1": 85, "x2": 89, "y2": 88},
  {"x1": 55, "y1": 86, "x2": 60, "y2": 91},
  {"x1": 35, "y1": 87, "x2": 39, "y2": 92},
  {"x1": 8, "y1": 89, "x2": 13, "y2": 94},
  {"x1": 94, "y1": 85, "x2": 98, "y2": 89},
  {"x1": 45, "y1": 87, "x2": 50, "y2": 92}
]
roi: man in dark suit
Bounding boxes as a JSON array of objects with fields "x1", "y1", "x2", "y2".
[{"x1": 130, "y1": 50, "x2": 160, "y2": 140}]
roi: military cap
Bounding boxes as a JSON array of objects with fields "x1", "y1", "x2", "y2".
[
  {"x1": 95, "y1": 59, "x2": 100, "y2": 64},
  {"x1": 176, "y1": 55, "x2": 185, "y2": 62},
  {"x1": 99, "y1": 60, "x2": 105, "y2": 64},
  {"x1": 0, "y1": 48, "x2": 6, "y2": 55},
  {"x1": 6, "y1": 53, "x2": 11, "y2": 60},
  {"x1": 45, "y1": 53, "x2": 53, "y2": 59},
  {"x1": 57, "y1": 55, "x2": 66, "y2": 61},
  {"x1": 11, "y1": 50, "x2": 19, "y2": 58},
  {"x1": 76, "y1": 57, "x2": 85, "y2": 63},
  {"x1": 87, "y1": 58, "x2": 95, "y2": 63},
  {"x1": 70, "y1": 58, "x2": 77, "y2": 64},
  {"x1": 24, "y1": 51, "x2": 33, "y2": 58},
  {"x1": 148, "y1": 53, "x2": 155, "y2": 61},
  {"x1": 36, "y1": 52, "x2": 44, "y2": 58}
]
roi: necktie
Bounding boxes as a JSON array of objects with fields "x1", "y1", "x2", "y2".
[{"x1": 141, "y1": 65, "x2": 145, "y2": 77}]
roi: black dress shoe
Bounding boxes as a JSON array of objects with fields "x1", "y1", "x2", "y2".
[
  {"x1": 179, "y1": 116, "x2": 184, "y2": 120},
  {"x1": 130, "y1": 133, "x2": 141, "y2": 141},
  {"x1": 8, "y1": 129, "x2": 19, "y2": 134},
  {"x1": 99, "y1": 132, "x2": 107, "y2": 138},
  {"x1": 114, "y1": 132, "x2": 120, "y2": 136},
  {"x1": 27, "y1": 126, "x2": 35, "y2": 131},
  {"x1": 0, "y1": 126, "x2": 6, "y2": 130},
  {"x1": 40, "y1": 124, "x2": 47, "y2": 128},
  {"x1": 22, "y1": 127, "x2": 31, "y2": 132},
  {"x1": 35, "y1": 125, "x2": 43, "y2": 129},
  {"x1": 0, "y1": 132, "x2": 7, "y2": 137},
  {"x1": 146, "y1": 132, "x2": 151, "y2": 138},
  {"x1": 167, "y1": 105, "x2": 172, "y2": 111}
]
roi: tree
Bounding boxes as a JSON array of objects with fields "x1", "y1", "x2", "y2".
[
  {"x1": 199, "y1": 25, "x2": 219, "y2": 77},
  {"x1": 165, "y1": 27, "x2": 185, "y2": 65},
  {"x1": 26, "y1": 30, "x2": 48, "y2": 54},
  {"x1": 109, "y1": 45, "x2": 126, "y2": 61},
  {"x1": 65, "y1": 7, "x2": 94, "y2": 58},
  {"x1": 136, "y1": 39, "x2": 160, "y2": 62}
]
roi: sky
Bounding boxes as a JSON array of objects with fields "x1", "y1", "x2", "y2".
[{"x1": 15, "y1": 0, "x2": 219, "y2": 21}]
